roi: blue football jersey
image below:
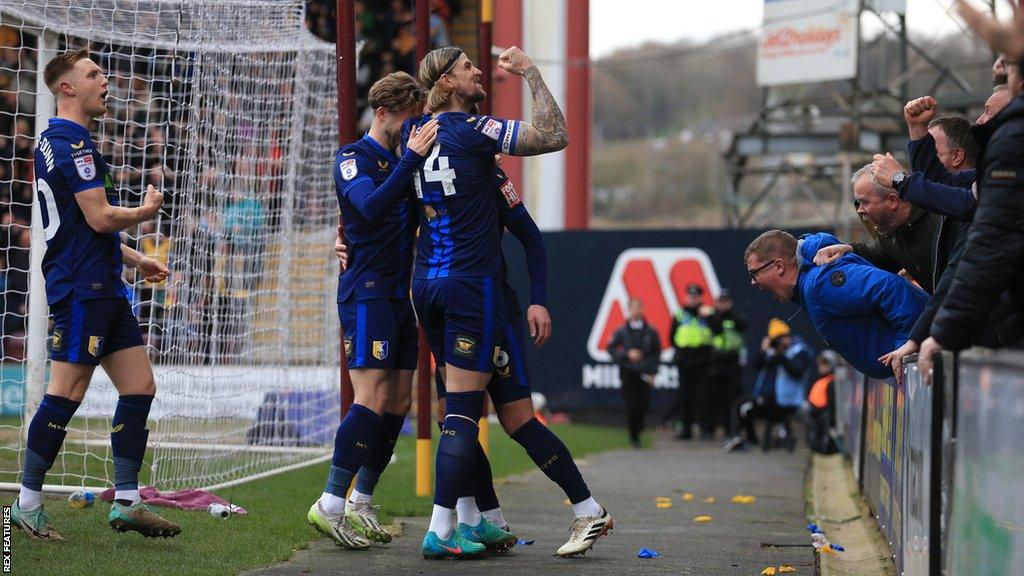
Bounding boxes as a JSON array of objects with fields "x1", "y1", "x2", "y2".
[
  {"x1": 404, "y1": 112, "x2": 522, "y2": 279},
  {"x1": 34, "y1": 118, "x2": 124, "y2": 305},
  {"x1": 335, "y1": 135, "x2": 417, "y2": 301}
]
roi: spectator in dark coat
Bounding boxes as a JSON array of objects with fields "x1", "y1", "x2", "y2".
[{"x1": 607, "y1": 298, "x2": 661, "y2": 448}]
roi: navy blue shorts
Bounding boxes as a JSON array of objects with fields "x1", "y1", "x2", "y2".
[
  {"x1": 49, "y1": 296, "x2": 144, "y2": 365},
  {"x1": 412, "y1": 276, "x2": 503, "y2": 373},
  {"x1": 435, "y1": 283, "x2": 531, "y2": 405},
  {"x1": 338, "y1": 296, "x2": 418, "y2": 370}
]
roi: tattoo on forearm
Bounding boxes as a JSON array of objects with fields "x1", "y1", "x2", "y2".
[{"x1": 516, "y1": 66, "x2": 569, "y2": 155}]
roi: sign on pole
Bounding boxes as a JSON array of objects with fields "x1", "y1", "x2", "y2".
[{"x1": 757, "y1": 0, "x2": 859, "y2": 87}]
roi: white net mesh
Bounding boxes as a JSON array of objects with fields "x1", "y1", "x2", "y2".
[{"x1": 0, "y1": 0, "x2": 343, "y2": 491}]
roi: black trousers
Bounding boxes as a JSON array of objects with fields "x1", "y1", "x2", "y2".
[
  {"x1": 711, "y1": 362, "x2": 742, "y2": 435},
  {"x1": 620, "y1": 370, "x2": 651, "y2": 444},
  {"x1": 666, "y1": 362, "x2": 711, "y2": 435},
  {"x1": 733, "y1": 396, "x2": 797, "y2": 449}
]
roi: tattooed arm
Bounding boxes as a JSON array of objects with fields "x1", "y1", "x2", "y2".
[{"x1": 497, "y1": 46, "x2": 569, "y2": 155}]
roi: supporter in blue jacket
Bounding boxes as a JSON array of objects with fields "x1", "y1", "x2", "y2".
[{"x1": 744, "y1": 230, "x2": 927, "y2": 380}]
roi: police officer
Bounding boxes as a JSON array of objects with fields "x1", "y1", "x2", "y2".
[
  {"x1": 707, "y1": 290, "x2": 747, "y2": 437},
  {"x1": 665, "y1": 284, "x2": 713, "y2": 440}
]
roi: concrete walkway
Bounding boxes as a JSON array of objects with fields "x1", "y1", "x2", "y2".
[{"x1": 246, "y1": 437, "x2": 816, "y2": 575}]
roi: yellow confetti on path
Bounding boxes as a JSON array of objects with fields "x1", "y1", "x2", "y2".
[
  {"x1": 702, "y1": 496, "x2": 716, "y2": 504},
  {"x1": 654, "y1": 496, "x2": 672, "y2": 503},
  {"x1": 761, "y1": 568, "x2": 777, "y2": 576},
  {"x1": 731, "y1": 495, "x2": 757, "y2": 504},
  {"x1": 693, "y1": 515, "x2": 713, "y2": 523},
  {"x1": 778, "y1": 566, "x2": 797, "y2": 573},
  {"x1": 656, "y1": 502, "x2": 673, "y2": 509},
  {"x1": 681, "y1": 493, "x2": 694, "y2": 501}
]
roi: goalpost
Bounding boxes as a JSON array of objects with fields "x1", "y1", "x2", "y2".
[{"x1": 0, "y1": 0, "x2": 344, "y2": 492}]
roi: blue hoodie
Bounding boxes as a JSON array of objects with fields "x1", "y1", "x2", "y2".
[{"x1": 793, "y1": 233, "x2": 928, "y2": 380}]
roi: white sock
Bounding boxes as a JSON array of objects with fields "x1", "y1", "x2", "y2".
[
  {"x1": 428, "y1": 505, "x2": 455, "y2": 539},
  {"x1": 455, "y1": 496, "x2": 481, "y2": 526},
  {"x1": 319, "y1": 491, "x2": 346, "y2": 516},
  {"x1": 349, "y1": 489, "x2": 372, "y2": 505},
  {"x1": 572, "y1": 496, "x2": 602, "y2": 518},
  {"x1": 481, "y1": 507, "x2": 507, "y2": 528},
  {"x1": 115, "y1": 489, "x2": 141, "y2": 505},
  {"x1": 18, "y1": 487, "x2": 42, "y2": 511}
]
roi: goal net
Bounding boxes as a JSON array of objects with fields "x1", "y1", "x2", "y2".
[{"x1": 0, "y1": 0, "x2": 343, "y2": 492}]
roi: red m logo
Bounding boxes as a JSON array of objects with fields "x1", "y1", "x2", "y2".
[{"x1": 587, "y1": 248, "x2": 720, "y2": 362}]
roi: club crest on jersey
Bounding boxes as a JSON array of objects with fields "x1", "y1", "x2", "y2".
[
  {"x1": 340, "y1": 158, "x2": 358, "y2": 181},
  {"x1": 377, "y1": 160, "x2": 390, "y2": 172},
  {"x1": 344, "y1": 337, "x2": 354, "y2": 359},
  {"x1": 500, "y1": 179, "x2": 521, "y2": 208},
  {"x1": 88, "y1": 336, "x2": 104, "y2": 357},
  {"x1": 481, "y1": 119, "x2": 502, "y2": 141},
  {"x1": 74, "y1": 154, "x2": 96, "y2": 180},
  {"x1": 453, "y1": 334, "x2": 478, "y2": 358},
  {"x1": 372, "y1": 340, "x2": 389, "y2": 360},
  {"x1": 50, "y1": 329, "x2": 64, "y2": 352}
]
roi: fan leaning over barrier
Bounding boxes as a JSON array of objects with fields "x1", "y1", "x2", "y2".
[{"x1": 744, "y1": 230, "x2": 927, "y2": 380}]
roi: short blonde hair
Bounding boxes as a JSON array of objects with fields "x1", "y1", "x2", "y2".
[
  {"x1": 744, "y1": 229, "x2": 797, "y2": 263},
  {"x1": 43, "y1": 48, "x2": 90, "y2": 95}
]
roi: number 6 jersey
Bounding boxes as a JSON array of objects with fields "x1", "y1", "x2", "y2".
[
  {"x1": 33, "y1": 118, "x2": 124, "y2": 305},
  {"x1": 402, "y1": 112, "x2": 521, "y2": 280}
]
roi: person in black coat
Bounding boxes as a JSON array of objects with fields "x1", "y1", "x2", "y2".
[
  {"x1": 607, "y1": 298, "x2": 661, "y2": 448},
  {"x1": 920, "y1": 60, "x2": 1024, "y2": 379}
]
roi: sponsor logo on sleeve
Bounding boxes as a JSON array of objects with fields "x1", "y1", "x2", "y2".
[
  {"x1": 340, "y1": 158, "x2": 358, "y2": 181},
  {"x1": 481, "y1": 119, "x2": 502, "y2": 141},
  {"x1": 73, "y1": 154, "x2": 96, "y2": 180},
  {"x1": 500, "y1": 179, "x2": 521, "y2": 208},
  {"x1": 501, "y1": 121, "x2": 517, "y2": 154},
  {"x1": 372, "y1": 340, "x2": 389, "y2": 360}
]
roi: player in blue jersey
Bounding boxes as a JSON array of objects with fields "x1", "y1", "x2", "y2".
[
  {"x1": 433, "y1": 166, "x2": 611, "y2": 557},
  {"x1": 13, "y1": 49, "x2": 179, "y2": 541},
  {"x1": 306, "y1": 72, "x2": 439, "y2": 550},
  {"x1": 407, "y1": 45, "x2": 585, "y2": 560}
]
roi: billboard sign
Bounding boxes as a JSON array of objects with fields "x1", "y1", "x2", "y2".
[{"x1": 757, "y1": 0, "x2": 859, "y2": 87}]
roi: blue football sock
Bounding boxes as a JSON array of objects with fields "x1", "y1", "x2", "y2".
[
  {"x1": 111, "y1": 394, "x2": 153, "y2": 491},
  {"x1": 512, "y1": 417, "x2": 591, "y2": 503},
  {"x1": 433, "y1": 390, "x2": 484, "y2": 509},
  {"x1": 354, "y1": 412, "x2": 405, "y2": 495},
  {"x1": 325, "y1": 404, "x2": 380, "y2": 498},
  {"x1": 470, "y1": 440, "x2": 499, "y2": 512},
  {"x1": 22, "y1": 394, "x2": 80, "y2": 491}
]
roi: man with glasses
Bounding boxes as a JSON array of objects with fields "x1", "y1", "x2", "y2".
[{"x1": 744, "y1": 230, "x2": 927, "y2": 380}]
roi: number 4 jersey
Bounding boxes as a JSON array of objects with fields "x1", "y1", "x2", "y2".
[
  {"x1": 34, "y1": 118, "x2": 124, "y2": 305},
  {"x1": 403, "y1": 112, "x2": 521, "y2": 280}
]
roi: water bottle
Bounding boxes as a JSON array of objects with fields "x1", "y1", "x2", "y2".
[
  {"x1": 68, "y1": 491, "x2": 95, "y2": 509},
  {"x1": 208, "y1": 503, "x2": 231, "y2": 518}
]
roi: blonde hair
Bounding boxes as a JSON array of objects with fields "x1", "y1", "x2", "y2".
[
  {"x1": 417, "y1": 46, "x2": 463, "y2": 113},
  {"x1": 43, "y1": 47, "x2": 90, "y2": 95},
  {"x1": 368, "y1": 71, "x2": 424, "y2": 113},
  {"x1": 744, "y1": 229, "x2": 797, "y2": 263}
]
